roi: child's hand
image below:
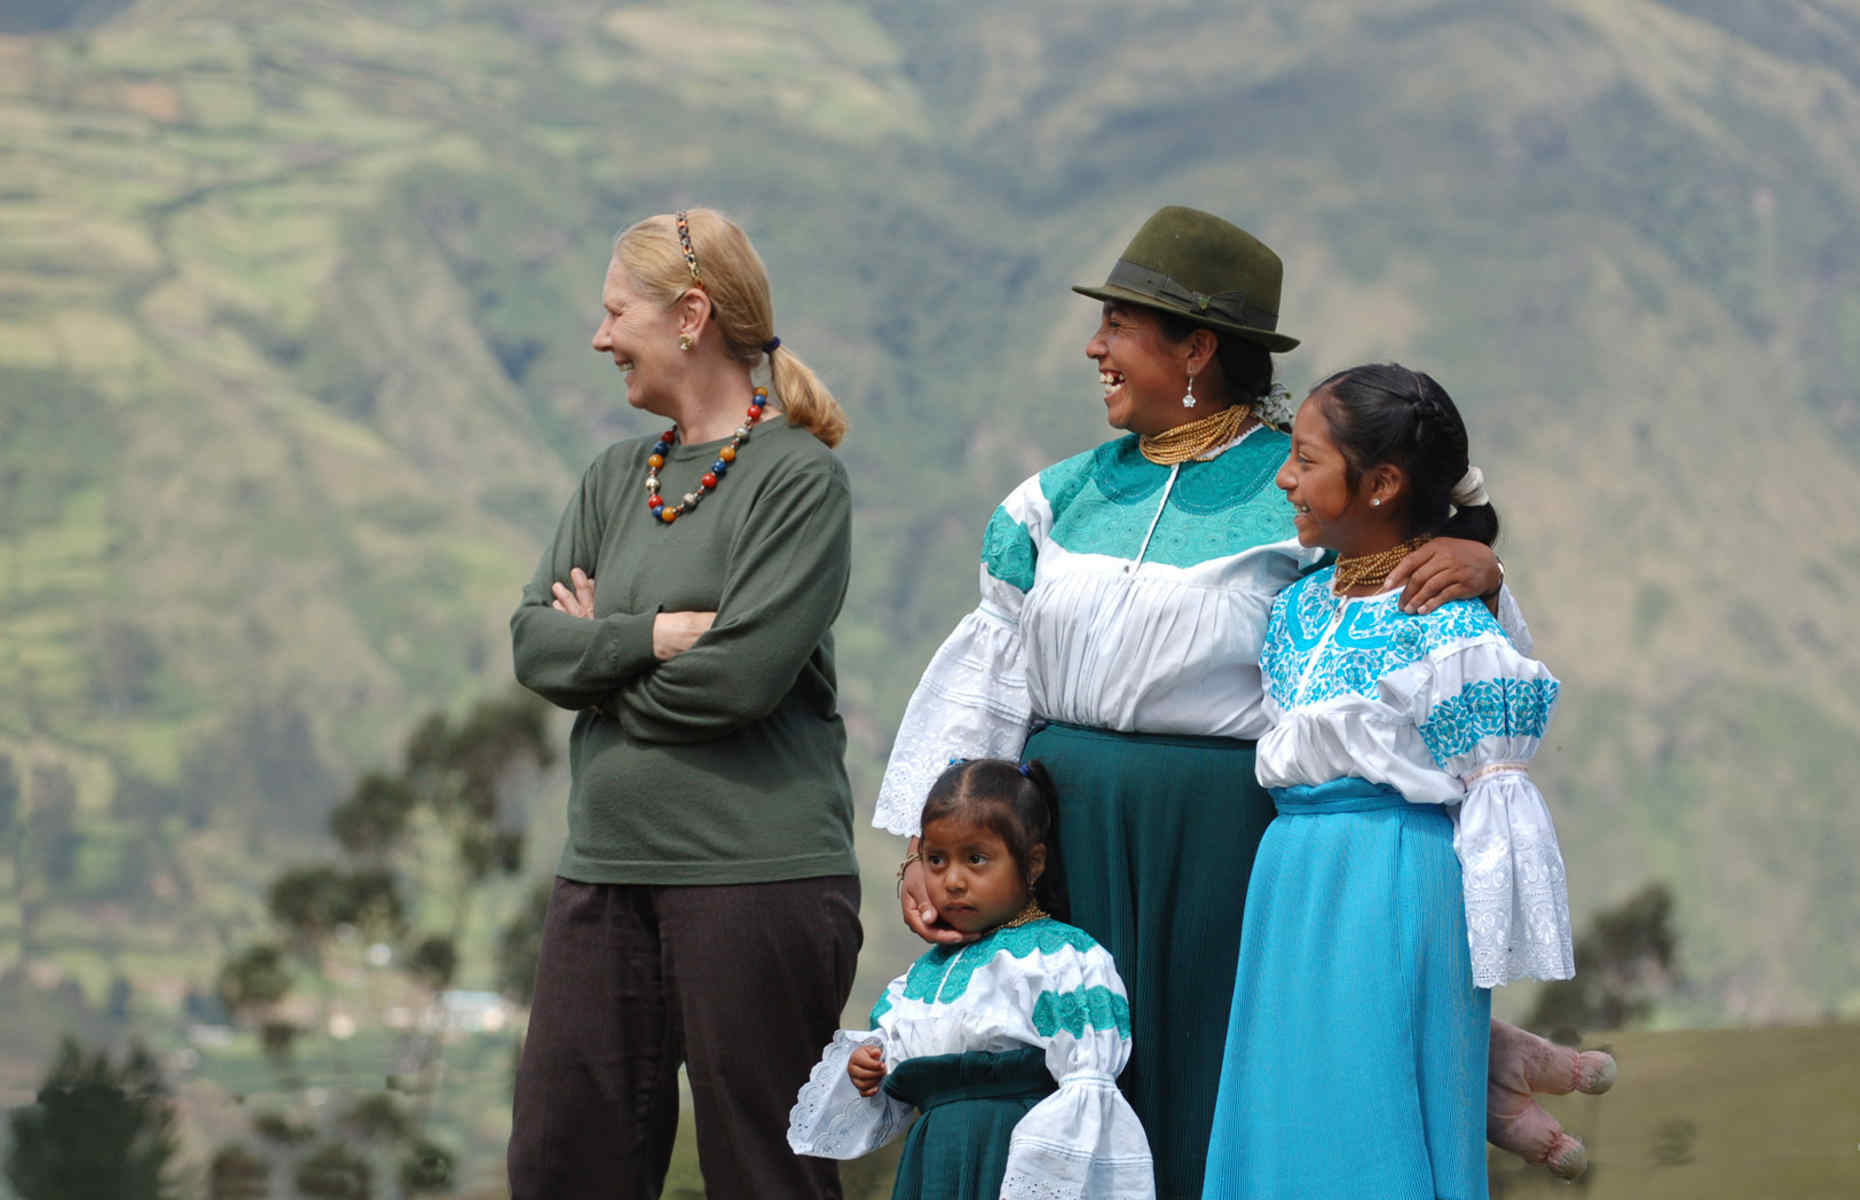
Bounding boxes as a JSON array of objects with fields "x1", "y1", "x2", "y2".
[{"x1": 847, "y1": 1043, "x2": 886, "y2": 1097}]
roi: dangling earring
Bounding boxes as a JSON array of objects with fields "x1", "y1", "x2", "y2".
[
  {"x1": 1182, "y1": 372, "x2": 1196, "y2": 409},
  {"x1": 678, "y1": 333, "x2": 694, "y2": 351}
]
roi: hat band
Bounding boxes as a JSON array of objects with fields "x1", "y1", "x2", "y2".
[{"x1": 1104, "y1": 258, "x2": 1279, "y2": 331}]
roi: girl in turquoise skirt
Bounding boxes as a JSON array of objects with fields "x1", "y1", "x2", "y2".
[
  {"x1": 788, "y1": 759, "x2": 1154, "y2": 1198},
  {"x1": 1203, "y1": 364, "x2": 1580, "y2": 1199}
]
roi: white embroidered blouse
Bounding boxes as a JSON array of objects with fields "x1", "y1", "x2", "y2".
[
  {"x1": 1256, "y1": 567, "x2": 1575, "y2": 988},
  {"x1": 875, "y1": 427, "x2": 1530, "y2": 836},
  {"x1": 786, "y1": 919, "x2": 1155, "y2": 1198}
]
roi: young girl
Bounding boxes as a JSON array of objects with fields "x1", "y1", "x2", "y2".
[
  {"x1": 787, "y1": 758, "x2": 1155, "y2": 1199},
  {"x1": 1203, "y1": 364, "x2": 1578, "y2": 1199}
]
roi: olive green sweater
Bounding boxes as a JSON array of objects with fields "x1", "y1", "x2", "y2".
[{"x1": 510, "y1": 417, "x2": 856, "y2": 885}]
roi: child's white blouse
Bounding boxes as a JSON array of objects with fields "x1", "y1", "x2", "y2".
[
  {"x1": 786, "y1": 919, "x2": 1155, "y2": 1199},
  {"x1": 1256, "y1": 569, "x2": 1575, "y2": 988}
]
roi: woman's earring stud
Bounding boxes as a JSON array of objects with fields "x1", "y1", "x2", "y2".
[
  {"x1": 679, "y1": 333, "x2": 694, "y2": 351},
  {"x1": 1371, "y1": 498, "x2": 1382, "y2": 507}
]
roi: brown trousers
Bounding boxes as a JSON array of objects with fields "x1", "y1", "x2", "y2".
[{"x1": 508, "y1": 875, "x2": 862, "y2": 1200}]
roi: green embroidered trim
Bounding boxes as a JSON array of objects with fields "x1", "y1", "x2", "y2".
[
  {"x1": 898, "y1": 919, "x2": 1100, "y2": 1006},
  {"x1": 1037, "y1": 444, "x2": 1104, "y2": 516},
  {"x1": 980, "y1": 505, "x2": 1037, "y2": 593},
  {"x1": 1419, "y1": 677, "x2": 1559, "y2": 763},
  {"x1": 1031, "y1": 985, "x2": 1132, "y2": 1040},
  {"x1": 868, "y1": 987, "x2": 894, "y2": 1029},
  {"x1": 1044, "y1": 431, "x2": 1298, "y2": 569}
]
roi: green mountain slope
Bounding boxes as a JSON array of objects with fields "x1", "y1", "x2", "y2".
[{"x1": 3, "y1": 0, "x2": 1858, "y2": 1032}]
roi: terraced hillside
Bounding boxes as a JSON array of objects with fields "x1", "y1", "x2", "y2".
[{"x1": 3, "y1": 0, "x2": 1859, "y2": 1066}]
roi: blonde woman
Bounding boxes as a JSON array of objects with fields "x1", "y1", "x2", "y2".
[{"x1": 507, "y1": 210, "x2": 860, "y2": 1199}]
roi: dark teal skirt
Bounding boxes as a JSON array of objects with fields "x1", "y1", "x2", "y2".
[
  {"x1": 1025, "y1": 721, "x2": 1274, "y2": 1200},
  {"x1": 883, "y1": 1048, "x2": 1054, "y2": 1200}
]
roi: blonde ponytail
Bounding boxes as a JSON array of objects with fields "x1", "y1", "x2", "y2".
[
  {"x1": 615, "y1": 208, "x2": 848, "y2": 448},
  {"x1": 767, "y1": 345, "x2": 847, "y2": 448}
]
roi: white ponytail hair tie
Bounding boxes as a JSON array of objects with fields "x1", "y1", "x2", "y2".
[{"x1": 1450, "y1": 465, "x2": 1489, "y2": 510}]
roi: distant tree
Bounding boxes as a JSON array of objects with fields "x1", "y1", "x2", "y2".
[
  {"x1": 4, "y1": 1037, "x2": 181, "y2": 1200},
  {"x1": 1525, "y1": 881, "x2": 1682, "y2": 1039},
  {"x1": 27, "y1": 763, "x2": 80, "y2": 888},
  {"x1": 496, "y1": 879, "x2": 553, "y2": 1007},
  {"x1": 206, "y1": 1144, "x2": 270, "y2": 1200},
  {"x1": 213, "y1": 690, "x2": 554, "y2": 1193}
]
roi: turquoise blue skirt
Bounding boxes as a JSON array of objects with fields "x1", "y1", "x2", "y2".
[{"x1": 1203, "y1": 779, "x2": 1491, "y2": 1200}]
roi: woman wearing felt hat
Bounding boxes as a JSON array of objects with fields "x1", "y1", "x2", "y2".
[{"x1": 873, "y1": 206, "x2": 1611, "y2": 1197}]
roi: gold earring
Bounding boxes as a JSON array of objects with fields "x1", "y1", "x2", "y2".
[{"x1": 678, "y1": 333, "x2": 694, "y2": 351}]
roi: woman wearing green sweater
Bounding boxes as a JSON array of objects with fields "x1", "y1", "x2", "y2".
[{"x1": 507, "y1": 209, "x2": 860, "y2": 1200}]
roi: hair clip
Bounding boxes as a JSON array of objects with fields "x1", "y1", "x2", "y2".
[
  {"x1": 947, "y1": 755, "x2": 967, "y2": 766},
  {"x1": 1017, "y1": 762, "x2": 1032, "y2": 777},
  {"x1": 674, "y1": 210, "x2": 703, "y2": 283}
]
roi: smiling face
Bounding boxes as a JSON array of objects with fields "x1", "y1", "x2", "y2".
[
  {"x1": 1277, "y1": 388, "x2": 1406, "y2": 555},
  {"x1": 921, "y1": 813, "x2": 1042, "y2": 934},
  {"x1": 591, "y1": 256, "x2": 689, "y2": 417},
  {"x1": 1084, "y1": 301, "x2": 1196, "y2": 434}
]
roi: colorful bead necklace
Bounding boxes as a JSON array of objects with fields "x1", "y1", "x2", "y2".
[{"x1": 645, "y1": 387, "x2": 768, "y2": 524}]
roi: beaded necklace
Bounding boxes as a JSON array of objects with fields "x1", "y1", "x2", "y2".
[
  {"x1": 999, "y1": 901, "x2": 1049, "y2": 930},
  {"x1": 645, "y1": 386, "x2": 767, "y2": 524},
  {"x1": 1331, "y1": 535, "x2": 1432, "y2": 594},
  {"x1": 1138, "y1": 404, "x2": 1256, "y2": 466}
]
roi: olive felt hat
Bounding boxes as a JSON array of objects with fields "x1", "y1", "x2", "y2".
[{"x1": 1073, "y1": 205, "x2": 1299, "y2": 352}]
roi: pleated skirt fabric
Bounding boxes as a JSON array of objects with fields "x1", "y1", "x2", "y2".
[
  {"x1": 1025, "y1": 720, "x2": 1276, "y2": 1200},
  {"x1": 1202, "y1": 780, "x2": 1491, "y2": 1200},
  {"x1": 882, "y1": 1048, "x2": 1054, "y2": 1200}
]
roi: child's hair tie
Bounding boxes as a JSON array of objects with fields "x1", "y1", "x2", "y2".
[
  {"x1": 947, "y1": 755, "x2": 967, "y2": 766},
  {"x1": 1018, "y1": 762, "x2": 1032, "y2": 777}
]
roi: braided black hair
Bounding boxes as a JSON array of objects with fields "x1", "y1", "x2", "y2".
[
  {"x1": 1312, "y1": 362, "x2": 1499, "y2": 546},
  {"x1": 920, "y1": 759, "x2": 1068, "y2": 919}
]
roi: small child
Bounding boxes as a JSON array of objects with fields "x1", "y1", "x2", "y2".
[{"x1": 787, "y1": 758, "x2": 1155, "y2": 1199}]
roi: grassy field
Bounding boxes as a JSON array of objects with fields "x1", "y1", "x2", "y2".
[{"x1": 427, "y1": 1026, "x2": 1860, "y2": 1199}]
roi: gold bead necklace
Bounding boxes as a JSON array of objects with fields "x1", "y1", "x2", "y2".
[
  {"x1": 1000, "y1": 901, "x2": 1050, "y2": 929},
  {"x1": 1138, "y1": 404, "x2": 1256, "y2": 466},
  {"x1": 1332, "y1": 536, "x2": 1433, "y2": 595}
]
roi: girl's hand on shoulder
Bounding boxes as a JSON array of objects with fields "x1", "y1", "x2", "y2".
[
  {"x1": 652, "y1": 611, "x2": 717, "y2": 661},
  {"x1": 1388, "y1": 538, "x2": 1502, "y2": 615},
  {"x1": 848, "y1": 1043, "x2": 887, "y2": 1097},
  {"x1": 899, "y1": 859, "x2": 978, "y2": 946},
  {"x1": 551, "y1": 567, "x2": 598, "y2": 618}
]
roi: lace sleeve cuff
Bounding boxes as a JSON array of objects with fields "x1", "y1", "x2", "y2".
[
  {"x1": 1001, "y1": 1071, "x2": 1156, "y2": 1199},
  {"x1": 1456, "y1": 770, "x2": 1575, "y2": 988},
  {"x1": 785, "y1": 1030, "x2": 914, "y2": 1160}
]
